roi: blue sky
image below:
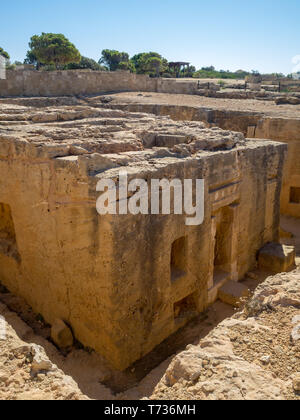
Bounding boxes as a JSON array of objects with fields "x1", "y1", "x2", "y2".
[{"x1": 1, "y1": 0, "x2": 299, "y2": 74}]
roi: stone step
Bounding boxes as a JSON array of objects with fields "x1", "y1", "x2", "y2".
[
  {"x1": 208, "y1": 269, "x2": 231, "y2": 304},
  {"x1": 218, "y1": 281, "x2": 250, "y2": 307}
]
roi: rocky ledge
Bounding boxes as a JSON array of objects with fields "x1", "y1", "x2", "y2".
[{"x1": 149, "y1": 268, "x2": 300, "y2": 400}]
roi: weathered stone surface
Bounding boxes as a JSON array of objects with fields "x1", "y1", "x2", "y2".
[
  {"x1": 292, "y1": 315, "x2": 300, "y2": 324},
  {"x1": 31, "y1": 344, "x2": 54, "y2": 374},
  {"x1": 0, "y1": 70, "x2": 157, "y2": 97},
  {"x1": 51, "y1": 319, "x2": 74, "y2": 349},
  {"x1": 218, "y1": 281, "x2": 250, "y2": 307},
  {"x1": 105, "y1": 92, "x2": 300, "y2": 219},
  {"x1": 0, "y1": 301, "x2": 87, "y2": 400},
  {"x1": 244, "y1": 269, "x2": 300, "y2": 316},
  {"x1": 0, "y1": 101, "x2": 287, "y2": 370},
  {"x1": 291, "y1": 314, "x2": 300, "y2": 344},
  {"x1": 149, "y1": 269, "x2": 300, "y2": 400},
  {"x1": 293, "y1": 374, "x2": 300, "y2": 392},
  {"x1": 258, "y1": 243, "x2": 296, "y2": 273},
  {"x1": 0, "y1": 250, "x2": 299, "y2": 400}
]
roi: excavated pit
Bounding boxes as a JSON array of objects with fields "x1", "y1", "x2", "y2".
[
  {"x1": 0, "y1": 96, "x2": 298, "y2": 399},
  {"x1": 0, "y1": 267, "x2": 279, "y2": 395}
]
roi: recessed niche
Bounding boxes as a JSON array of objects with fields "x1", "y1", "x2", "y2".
[
  {"x1": 290, "y1": 187, "x2": 300, "y2": 204},
  {"x1": 0, "y1": 203, "x2": 20, "y2": 262},
  {"x1": 171, "y1": 236, "x2": 187, "y2": 281},
  {"x1": 174, "y1": 292, "x2": 198, "y2": 320}
]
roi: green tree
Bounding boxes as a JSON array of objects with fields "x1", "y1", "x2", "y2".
[
  {"x1": 130, "y1": 52, "x2": 168, "y2": 76},
  {"x1": 99, "y1": 50, "x2": 129, "y2": 71},
  {"x1": 201, "y1": 66, "x2": 215, "y2": 72},
  {"x1": 66, "y1": 56, "x2": 107, "y2": 71},
  {"x1": 178, "y1": 65, "x2": 196, "y2": 78},
  {"x1": 0, "y1": 47, "x2": 10, "y2": 60},
  {"x1": 27, "y1": 33, "x2": 81, "y2": 69},
  {"x1": 145, "y1": 56, "x2": 163, "y2": 77},
  {"x1": 130, "y1": 53, "x2": 145, "y2": 73},
  {"x1": 24, "y1": 50, "x2": 42, "y2": 69},
  {"x1": 193, "y1": 66, "x2": 251, "y2": 80},
  {"x1": 117, "y1": 61, "x2": 136, "y2": 72}
]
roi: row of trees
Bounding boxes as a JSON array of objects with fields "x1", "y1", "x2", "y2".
[
  {"x1": 0, "y1": 33, "x2": 196, "y2": 77},
  {"x1": 192, "y1": 66, "x2": 288, "y2": 80},
  {"x1": 193, "y1": 66, "x2": 251, "y2": 80},
  {"x1": 0, "y1": 34, "x2": 289, "y2": 79},
  {"x1": 100, "y1": 50, "x2": 171, "y2": 76}
]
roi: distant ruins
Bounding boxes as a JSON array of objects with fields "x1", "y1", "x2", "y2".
[{"x1": 0, "y1": 98, "x2": 287, "y2": 370}]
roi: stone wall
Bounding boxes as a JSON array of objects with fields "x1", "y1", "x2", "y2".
[
  {"x1": 255, "y1": 118, "x2": 300, "y2": 218},
  {"x1": 0, "y1": 70, "x2": 157, "y2": 97},
  {"x1": 3, "y1": 70, "x2": 300, "y2": 99},
  {"x1": 156, "y1": 79, "x2": 211, "y2": 95},
  {"x1": 0, "y1": 70, "x2": 209, "y2": 97}
]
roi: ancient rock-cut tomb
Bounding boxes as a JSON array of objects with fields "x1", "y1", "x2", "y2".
[{"x1": 0, "y1": 102, "x2": 287, "y2": 370}]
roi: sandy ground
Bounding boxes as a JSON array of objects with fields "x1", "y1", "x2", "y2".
[{"x1": 106, "y1": 91, "x2": 300, "y2": 119}]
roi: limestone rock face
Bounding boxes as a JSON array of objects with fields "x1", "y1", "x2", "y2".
[
  {"x1": 245, "y1": 269, "x2": 300, "y2": 316},
  {"x1": 150, "y1": 318, "x2": 287, "y2": 400},
  {"x1": 0, "y1": 101, "x2": 287, "y2": 370},
  {"x1": 149, "y1": 269, "x2": 300, "y2": 400},
  {"x1": 258, "y1": 243, "x2": 296, "y2": 273}
]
